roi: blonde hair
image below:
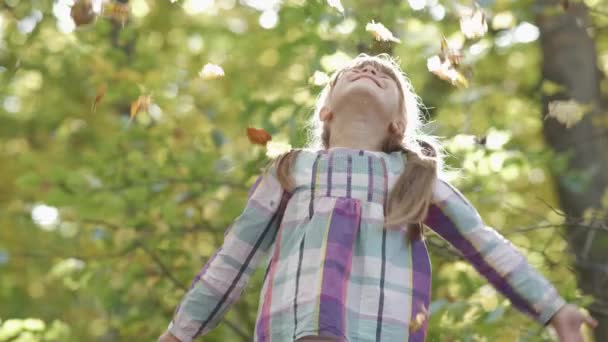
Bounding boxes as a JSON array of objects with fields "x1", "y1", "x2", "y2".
[{"x1": 266, "y1": 53, "x2": 447, "y2": 242}]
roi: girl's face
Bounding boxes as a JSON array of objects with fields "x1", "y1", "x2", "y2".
[{"x1": 322, "y1": 61, "x2": 402, "y2": 129}]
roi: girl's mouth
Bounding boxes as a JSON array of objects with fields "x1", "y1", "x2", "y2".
[{"x1": 354, "y1": 75, "x2": 381, "y2": 88}]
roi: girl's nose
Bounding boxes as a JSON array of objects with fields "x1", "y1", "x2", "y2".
[{"x1": 361, "y1": 65, "x2": 378, "y2": 76}]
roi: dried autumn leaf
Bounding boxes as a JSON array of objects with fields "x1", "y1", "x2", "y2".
[
  {"x1": 71, "y1": 0, "x2": 98, "y2": 27},
  {"x1": 459, "y1": 6, "x2": 487, "y2": 39},
  {"x1": 366, "y1": 20, "x2": 401, "y2": 43},
  {"x1": 440, "y1": 36, "x2": 462, "y2": 66},
  {"x1": 130, "y1": 94, "x2": 152, "y2": 122},
  {"x1": 427, "y1": 37, "x2": 468, "y2": 88},
  {"x1": 102, "y1": 1, "x2": 129, "y2": 26},
  {"x1": 91, "y1": 83, "x2": 106, "y2": 112},
  {"x1": 546, "y1": 99, "x2": 591, "y2": 128},
  {"x1": 426, "y1": 55, "x2": 468, "y2": 88},
  {"x1": 408, "y1": 303, "x2": 429, "y2": 333},
  {"x1": 327, "y1": 0, "x2": 344, "y2": 13},
  {"x1": 199, "y1": 63, "x2": 225, "y2": 80},
  {"x1": 247, "y1": 127, "x2": 272, "y2": 146}
]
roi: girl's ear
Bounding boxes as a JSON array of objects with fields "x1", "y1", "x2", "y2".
[
  {"x1": 320, "y1": 107, "x2": 333, "y2": 122},
  {"x1": 389, "y1": 119, "x2": 405, "y2": 137}
]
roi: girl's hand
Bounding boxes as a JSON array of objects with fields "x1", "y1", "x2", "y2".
[
  {"x1": 549, "y1": 303, "x2": 598, "y2": 342},
  {"x1": 158, "y1": 331, "x2": 181, "y2": 342}
]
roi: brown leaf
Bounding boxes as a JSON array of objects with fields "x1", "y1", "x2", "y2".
[
  {"x1": 102, "y1": 1, "x2": 130, "y2": 26},
  {"x1": 130, "y1": 94, "x2": 152, "y2": 122},
  {"x1": 91, "y1": 83, "x2": 106, "y2": 112},
  {"x1": 247, "y1": 127, "x2": 272, "y2": 146},
  {"x1": 71, "y1": 0, "x2": 97, "y2": 27}
]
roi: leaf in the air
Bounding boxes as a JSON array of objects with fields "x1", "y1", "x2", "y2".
[
  {"x1": 71, "y1": 0, "x2": 98, "y2": 27},
  {"x1": 130, "y1": 94, "x2": 152, "y2": 122},
  {"x1": 427, "y1": 37, "x2": 468, "y2": 88},
  {"x1": 366, "y1": 20, "x2": 401, "y2": 43},
  {"x1": 102, "y1": 1, "x2": 130, "y2": 26},
  {"x1": 546, "y1": 99, "x2": 592, "y2": 128},
  {"x1": 327, "y1": 0, "x2": 344, "y2": 13},
  {"x1": 247, "y1": 127, "x2": 272, "y2": 146},
  {"x1": 426, "y1": 55, "x2": 468, "y2": 88},
  {"x1": 91, "y1": 83, "x2": 106, "y2": 112},
  {"x1": 408, "y1": 303, "x2": 429, "y2": 332},
  {"x1": 459, "y1": 6, "x2": 487, "y2": 39},
  {"x1": 199, "y1": 63, "x2": 225, "y2": 80}
]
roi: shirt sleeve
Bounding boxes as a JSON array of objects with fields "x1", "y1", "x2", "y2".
[
  {"x1": 423, "y1": 177, "x2": 566, "y2": 326},
  {"x1": 168, "y1": 164, "x2": 290, "y2": 341}
]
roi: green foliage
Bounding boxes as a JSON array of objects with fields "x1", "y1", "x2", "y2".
[{"x1": 2, "y1": 0, "x2": 606, "y2": 341}]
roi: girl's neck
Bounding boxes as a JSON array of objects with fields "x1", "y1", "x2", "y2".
[{"x1": 328, "y1": 119, "x2": 385, "y2": 152}]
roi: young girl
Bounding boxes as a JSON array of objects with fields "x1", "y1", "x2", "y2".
[{"x1": 159, "y1": 54, "x2": 597, "y2": 342}]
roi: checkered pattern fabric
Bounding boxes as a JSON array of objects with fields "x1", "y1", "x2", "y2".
[{"x1": 168, "y1": 146, "x2": 566, "y2": 342}]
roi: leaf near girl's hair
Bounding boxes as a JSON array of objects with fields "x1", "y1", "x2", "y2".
[
  {"x1": 199, "y1": 63, "x2": 225, "y2": 80},
  {"x1": 365, "y1": 20, "x2": 401, "y2": 43},
  {"x1": 247, "y1": 127, "x2": 272, "y2": 146}
]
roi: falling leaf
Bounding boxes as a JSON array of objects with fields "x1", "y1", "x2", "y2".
[
  {"x1": 199, "y1": 63, "x2": 225, "y2": 80},
  {"x1": 310, "y1": 70, "x2": 330, "y2": 86},
  {"x1": 130, "y1": 94, "x2": 152, "y2": 122},
  {"x1": 459, "y1": 6, "x2": 487, "y2": 39},
  {"x1": 247, "y1": 127, "x2": 272, "y2": 146},
  {"x1": 327, "y1": 0, "x2": 344, "y2": 13},
  {"x1": 102, "y1": 1, "x2": 129, "y2": 26},
  {"x1": 546, "y1": 99, "x2": 591, "y2": 128},
  {"x1": 426, "y1": 37, "x2": 468, "y2": 88},
  {"x1": 408, "y1": 303, "x2": 429, "y2": 333},
  {"x1": 266, "y1": 140, "x2": 292, "y2": 158},
  {"x1": 91, "y1": 83, "x2": 106, "y2": 112},
  {"x1": 71, "y1": 0, "x2": 98, "y2": 27},
  {"x1": 366, "y1": 20, "x2": 401, "y2": 43}
]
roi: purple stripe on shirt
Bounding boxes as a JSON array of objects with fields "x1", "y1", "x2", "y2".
[
  {"x1": 318, "y1": 197, "x2": 361, "y2": 336},
  {"x1": 424, "y1": 203, "x2": 540, "y2": 319},
  {"x1": 409, "y1": 238, "x2": 431, "y2": 342}
]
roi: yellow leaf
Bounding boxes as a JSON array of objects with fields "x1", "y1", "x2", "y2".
[
  {"x1": 365, "y1": 20, "x2": 401, "y2": 43},
  {"x1": 130, "y1": 94, "x2": 152, "y2": 122},
  {"x1": 199, "y1": 63, "x2": 225, "y2": 80},
  {"x1": 91, "y1": 83, "x2": 106, "y2": 112},
  {"x1": 460, "y1": 6, "x2": 488, "y2": 39},
  {"x1": 546, "y1": 99, "x2": 591, "y2": 128}
]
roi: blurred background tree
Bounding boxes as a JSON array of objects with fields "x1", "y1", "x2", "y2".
[{"x1": 0, "y1": 0, "x2": 606, "y2": 341}]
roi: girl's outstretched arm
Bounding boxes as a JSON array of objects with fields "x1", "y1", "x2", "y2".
[
  {"x1": 162, "y1": 164, "x2": 289, "y2": 342},
  {"x1": 423, "y1": 177, "x2": 567, "y2": 326}
]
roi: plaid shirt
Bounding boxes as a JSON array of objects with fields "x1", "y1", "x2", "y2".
[{"x1": 168, "y1": 146, "x2": 566, "y2": 341}]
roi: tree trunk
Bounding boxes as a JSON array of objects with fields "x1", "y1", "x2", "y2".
[{"x1": 535, "y1": 1, "x2": 608, "y2": 340}]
